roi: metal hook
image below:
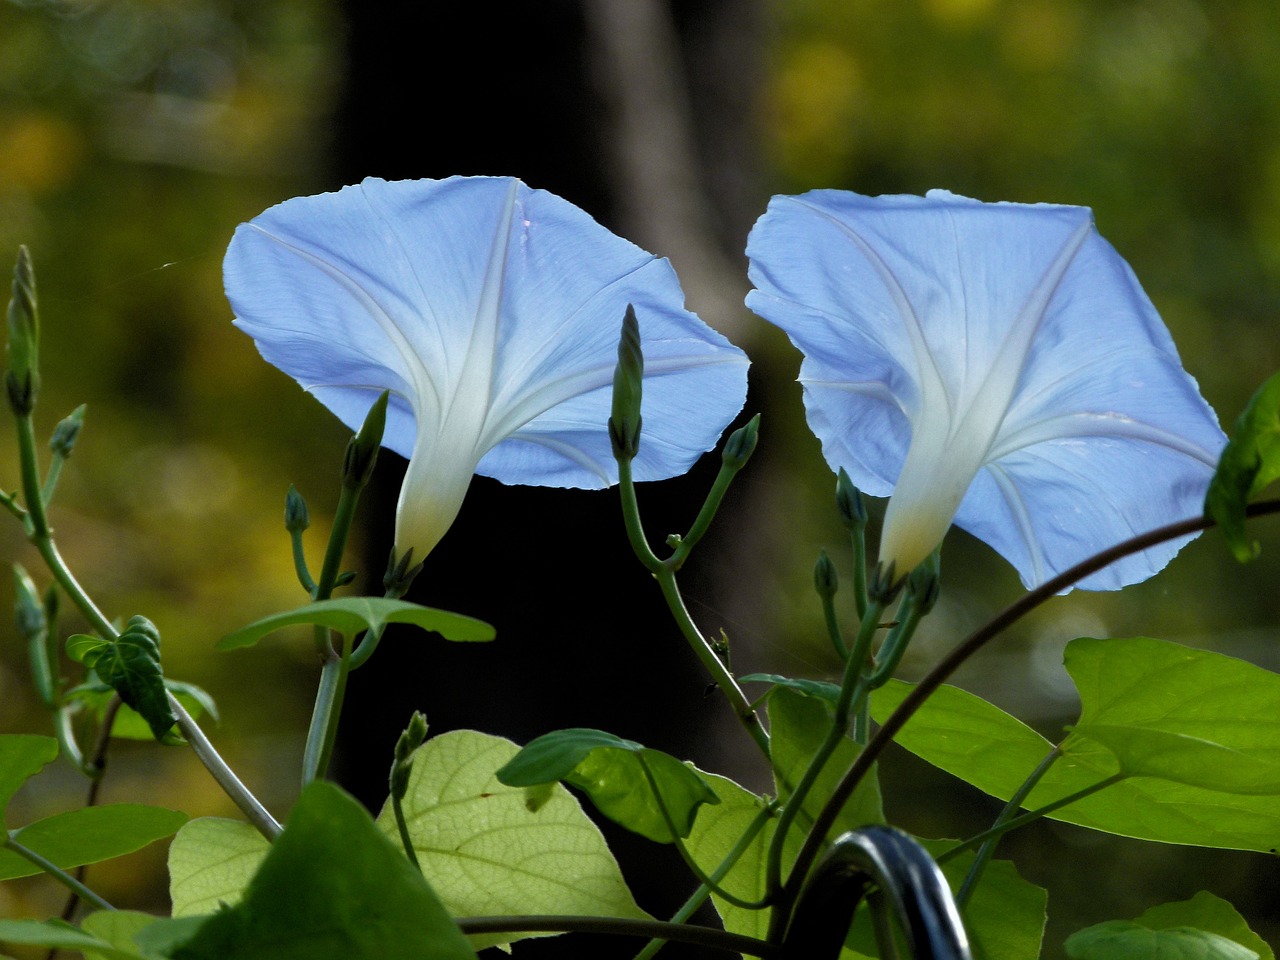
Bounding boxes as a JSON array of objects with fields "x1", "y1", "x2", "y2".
[{"x1": 780, "y1": 826, "x2": 972, "y2": 960}]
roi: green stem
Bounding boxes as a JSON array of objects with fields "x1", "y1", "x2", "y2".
[
  {"x1": 301, "y1": 636, "x2": 352, "y2": 786},
  {"x1": 764, "y1": 601, "x2": 884, "y2": 912},
  {"x1": 636, "y1": 755, "x2": 767, "y2": 910},
  {"x1": 819, "y1": 588, "x2": 848, "y2": 661},
  {"x1": 667, "y1": 458, "x2": 739, "y2": 571},
  {"x1": 632, "y1": 799, "x2": 777, "y2": 960},
  {"x1": 938, "y1": 773, "x2": 1127, "y2": 865},
  {"x1": 13, "y1": 395, "x2": 283, "y2": 843},
  {"x1": 850, "y1": 525, "x2": 868, "y2": 622},
  {"x1": 863, "y1": 590, "x2": 924, "y2": 690},
  {"x1": 392, "y1": 791, "x2": 421, "y2": 873},
  {"x1": 0, "y1": 488, "x2": 26, "y2": 522},
  {"x1": 654, "y1": 569, "x2": 769, "y2": 755},
  {"x1": 348, "y1": 619, "x2": 389, "y2": 670},
  {"x1": 53, "y1": 707, "x2": 90, "y2": 776},
  {"x1": 617, "y1": 457, "x2": 663, "y2": 573},
  {"x1": 617, "y1": 456, "x2": 768, "y2": 755},
  {"x1": 455, "y1": 916, "x2": 780, "y2": 958},
  {"x1": 956, "y1": 744, "x2": 1062, "y2": 905},
  {"x1": 3, "y1": 838, "x2": 114, "y2": 912},
  {"x1": 41, "y1": 451, "x2": 67, "y2": 505},
  {"x1": 17, "y1": 412, "x2": 51, "y2": 538},
  {"x1": 290, "y1": 527, "x2": 316, "y2": 596},
  {"x1": 171, "y1": 695, "x2": 281, "y2": 840}
]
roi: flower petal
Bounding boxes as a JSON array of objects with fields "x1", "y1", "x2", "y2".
[
  {"x1": 746, "y1": 189, "x2": 1225, "y2": 590},
  {"x1": 227, "y1": 177, "x2": 748, "y2": 558}
]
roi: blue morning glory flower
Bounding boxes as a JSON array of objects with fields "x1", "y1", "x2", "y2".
[
  {"x1": 226, "y1": 176, "x2": 748, "y2": 559},
  {"x1": 746, "y1": 189, "x2": 1225, "y2": 591}
]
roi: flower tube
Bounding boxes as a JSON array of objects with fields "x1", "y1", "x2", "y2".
[
  {"x1": 746, "y1": 189, "x2": 1225, "y2": 590},
  {"x1": 226, "y1": 176, "x2": 748, "y2": 559}
]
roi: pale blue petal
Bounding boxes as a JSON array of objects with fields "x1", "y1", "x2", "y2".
[
  {"x1": 226, "y1": 176, "x2": 748, "y2": 557},
  {"x1": 746, "y1": 188, "x2": 1225, "y2": 591}
]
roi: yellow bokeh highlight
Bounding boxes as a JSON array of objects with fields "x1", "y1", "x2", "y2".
[{"x1": 0, "y1": 112, "x2": 86, "y2": 193}]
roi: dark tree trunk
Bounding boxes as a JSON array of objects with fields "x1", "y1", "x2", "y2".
[{"x1": 331, "y1": 4, "x2": 767, "y2": 955}]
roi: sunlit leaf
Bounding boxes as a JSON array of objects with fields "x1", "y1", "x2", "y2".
[
  {"x1": 81, "y1": 911, "x2": 167, "y2": 960},
  {"x1": 217, "y1": 597, "x2": 494, "y2": 650},
  {"x1": 495, "y1": 728, "x2": 719, "y2": 842},
  {"x1": 168, "y1": 817, "x2": 270, "y2": 917},
  {"x1": 1205, "y1": 369, "x2": 1280, "y2": 561},
  {"x1": 374, "y1": 729, "x2": 648, "y2": 952},
  {"x1": 770, "y1": 687, "x2": 884, "y2": 837},
  {"x1": 1066, "y1": 636, "x2": 1280, "y2": 793},
  {"x1": 0, "y1": 734, "x2": 57, "y2": 822},
  {"x1": 870, "y1": 663, "x2": 1280, "y2": 850},
  {"x1": 685, "y1": 771, "x2": 782, "y2": 942},
  {"x1": 0, "y1": 804, "x2": 187, "y2": 880},
  {"x1": 170, "y1": 781, "x2": 477, "y2": 960}
]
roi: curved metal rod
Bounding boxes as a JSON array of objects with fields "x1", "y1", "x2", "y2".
[{"x1": 780, "y1": 826, "x2": 972, "y2": 960}]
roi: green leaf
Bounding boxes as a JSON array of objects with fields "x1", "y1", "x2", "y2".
[
  {"x1": 1134, "y1": 892, "x2": 1273, "y2": 960},
  {"x1": 374, "y1": 729, "x2": 649, "y2": 952},
  {"x1": 843, "y1": 845, "x2": 1046, "y2": 960},
  {"x1": 1205, "y1": 369, "x2": 1280, "y2": 561},
  {"x1": 0, "y1": 734, "x2": 58, "y2": 823},
  {"x1": 81, "y1": 911, "x2": 168, "y2": 960},
  {"x1": 495, "y1": 728, "x2": 719, "y2": 842},
  {"x1": 685, "y1": 772, "x2": 783, "y2": 941},
  {"x1": 1065, "y1": 636, "x2": 1280, "y2": 793},
  {"x1": 770, "y1": 687, "x2": 884, "y2": 838},
  {"x1": 870, "y1": 641, "x2": 1280, "y2": 850},
  {"x1": 0, "y1": 919, "x2": 152, "y2": 960},
  {"x1": 67, "y1": 633, "x2": 107, "y2": 665},
  {"x1": 217, "y1": 597, "x2": 494, "y2": 649},
  {"x1": 67, "y1": 682, "x2": 218, "y2": 742},
  {"x1": 168, "y1": 817, "x2": 270, "y2": 917},
  {"x1": 90, "y1": 617, "x2": 178, "y2": 743},
  {"x1": 0, "y1": 804, "x2": 188, "y2": 880},
  {"x1": 170, "y1": 781, "x2": 477, "y2": 960},
  {"x1": 1066, "y1": 921, "x2": 1257, "y2": 960},
  {"x1": 740, "y1": 673, "x2": 841, "y2": 705}
]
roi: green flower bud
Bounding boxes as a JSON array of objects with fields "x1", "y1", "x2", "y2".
[
  {"x1": 5, "y1": 246, "x2": 38, "y2": 414},
  {"x1": 722, "y1": 414, "x2": 760, "y2": 471},
  {"x1": 835, "y1": 468, "x2": 867, "y2": 529},
  {"x1": 608, "y1": 305, "x2": 643, "y2": 461},
  {"x1": 50, "y1": 405, "x2": 86, "y2": 459},
  {"x1": 813, "y1": 548, "x2": 838, "y2": 600},
  {"x1": 12, "y1": 563, "x2": 45, "y2": 640},
  {"x1": 907, "y1": 549, "x2": 942, "y2": 615},
  {"x1": 284, "y1": 484, "x2": 310, "y2": 533},
  {"x1": 390, "y1": 710, "x2": 429, "y2": 800},
  {"x1": 14, "y1": 564, "x2": 56, "y2": 710},
  {"x1": 342, "y1": 390, "x2": 389, "y2": 489}
]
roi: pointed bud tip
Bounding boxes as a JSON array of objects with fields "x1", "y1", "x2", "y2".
[
  {"x1": 284, "y1": 485, "x2": 310, "y2": 533},
  {"x1": 722, "y1": 414, "x2": 760, "y2": 470},
  {"x1": 610, "y1": 305, "x2": 644, "y2": 460},
  {"x1": 835, "y1": 468, "x2": 867, "y2": 528},
  {"x1": 343, "y1": 390, "x2": 390, "y2": 489}
]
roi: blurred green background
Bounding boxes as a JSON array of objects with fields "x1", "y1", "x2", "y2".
[{"x1": 1, "y1": 0, "x2": 1278, "y2": 956}]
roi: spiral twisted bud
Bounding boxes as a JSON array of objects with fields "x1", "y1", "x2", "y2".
[{"x1": 6, "y1": 246, "x2": 39, "y2": 414}]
